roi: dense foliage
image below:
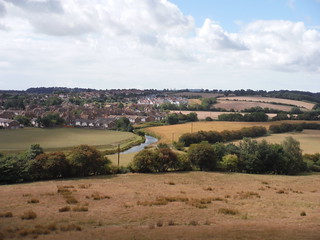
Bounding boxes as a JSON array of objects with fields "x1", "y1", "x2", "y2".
[
  {"x1": 218, "y1": 112, "x2": 269, "y2": 122},
  {"x1": 269, "y1": 122, "x2": 320, "y2": 133},
  {"x1": 166, "y1": 112, "x2": 198, "y2": 125},
  {"x1": 179, "y1": 126, "x2": 267, "y2": 146},
  {"x1": 0, "y1": 144, "x2": 111, "y2": 184},
  {"x1": 187, "y1": 137, "x2": 307, "y2": 175}
]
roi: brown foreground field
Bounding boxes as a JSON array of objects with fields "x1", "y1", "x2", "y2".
[
  {"x1": 0, "y1": 172, "x2": 320, "y2": 240},
  {"x1": 146, "y1": 120, "x2": 320, "y2": 144}
]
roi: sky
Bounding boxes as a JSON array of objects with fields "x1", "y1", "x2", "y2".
[{"x1": 0, "y1": 0, "x2": 319, "y2": 91}]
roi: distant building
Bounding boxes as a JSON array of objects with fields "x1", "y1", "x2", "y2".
[{"x1": 0, "y1": 118, "x2": 20, "y2": 129}]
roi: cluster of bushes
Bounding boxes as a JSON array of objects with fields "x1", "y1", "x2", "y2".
[
  {"x1": 269, "y1": 122, "x2": 320, "y2": 133},
  {"x1": 166, "y1": 112, "x2": 198, "y2": 125},
  {"x1": 130, "y1": 137, "x2": 308, "y2": 175},
  {"x1": 303, "y1": 153, "x2": 320, "y2": 172},
  {"x1": 129, "y1": 144, "x2": 192, "y2": 173},
  {"x1": 272, "y1": 111, "x2": 320, "y2": 121},
  {"x1": 179, "y1": 126, "x2": 267, "y2": 147},
  {"x1": 0, "y1": 144, "x2": 111, "y2": 184},
  {"x1": 218, "y1": 112, "x2": 268, "y2": 122},
  {"x1": 187, "y1": 137, "x2": 307, "y2": 174}
]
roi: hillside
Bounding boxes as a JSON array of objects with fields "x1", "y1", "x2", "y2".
[{"x1": 0, "y1": 172, "x2": 319, "y2": 240}]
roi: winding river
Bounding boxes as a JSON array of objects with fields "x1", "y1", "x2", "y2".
[{"x1": 120, "y1": 135, "x2": 158, "y2": 154}]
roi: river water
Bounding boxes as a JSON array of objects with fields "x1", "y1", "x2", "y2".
[{"x1": 120, "y1": 135, "x2": 158, "y2": 154}]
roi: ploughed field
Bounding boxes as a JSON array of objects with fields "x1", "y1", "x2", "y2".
[
  {"x1": 217, "y1": 96, "x2": 315, "y2": 110},
  {"x1": 0, "y1": 128, "x2": 139, "y2": 152},
  {"x1": 0, "y1": 172, "x2": 319, "y2": 240}
]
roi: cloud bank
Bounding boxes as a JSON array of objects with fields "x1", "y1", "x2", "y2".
[{"x1": 0, "y1": 0, "x2": 319, "y2": 90}]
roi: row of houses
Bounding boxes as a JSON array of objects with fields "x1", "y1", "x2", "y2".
[
  {"x1": 74, "y1": 114, "x2": 164, "y2": 129},
  {"x1": 0, "y1": 118, "x2": 20, "y2": 129}
]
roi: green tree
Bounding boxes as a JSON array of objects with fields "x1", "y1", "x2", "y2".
[
  {"x1": 27, "y1": 152, "x2": 69, "y2": 180},
  {"x1": 220, "y1": 154, "x2": 239, "y2": 172},
  {"x1": 166, "y1": 113, "x2": 179, "y2": 125},
  {"x1": 68, "y1": 145, "x2": 111, "y2": 177},
  {"x1": 114, "y1": 117, "x2": 133, "y2": 132},
  {"x1": 282, "y1": 137, "x2": 306, "y2": 175},
  {"x1": 14, "y1": 115, "x2": 31, "y2": 126},
  {"x1": 131, "y1": 149, "x2": 158, "y2": 173},
  {"x1": 188, "y1": 142, "x2": 216, "y2": 171}
]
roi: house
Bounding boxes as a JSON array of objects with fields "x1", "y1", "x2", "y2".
[{"x1": 0, "y1": 118, "x2": 20, "y2": 129}]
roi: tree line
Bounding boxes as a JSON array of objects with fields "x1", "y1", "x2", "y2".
[
  {"x1": 179, "y1": 126, "x2": 267, "y2": 147},
  {"x1": 131, "y1": 137, "x2": 319, "y2": 175},
  {"x1": 0, "y1": 144, "x2": 111, "y2": 184}
]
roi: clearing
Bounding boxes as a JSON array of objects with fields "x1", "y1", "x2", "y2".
[
  {"x1": 0, "y1": 172, "x2": 319, "y2": 240},
  {"x1": 0, "y1": 128, "x2": 140, "y2": 152}
]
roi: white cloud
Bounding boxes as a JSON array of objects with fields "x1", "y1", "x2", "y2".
[{"x1": 0, "y1": 0, "x2": 319, "y2": 90}]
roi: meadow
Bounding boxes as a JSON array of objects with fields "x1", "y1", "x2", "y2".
[
  {"x1": 0, "y1": 172, "x2": 319, "y2": 240},
  {"x1": 0, "y1": 128, "x2": 140, "y2": 152}
]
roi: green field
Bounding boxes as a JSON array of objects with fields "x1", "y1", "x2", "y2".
[{"x1": 0, "y1": 127, "x2": 140, "y2": 152}]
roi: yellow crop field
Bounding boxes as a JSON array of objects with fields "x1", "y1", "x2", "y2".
[{"x1": 145, "y1": 120, "x2": 320, "y2": 144}]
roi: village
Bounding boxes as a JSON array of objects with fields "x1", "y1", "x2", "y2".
[{"x1": 0, "y1": 89, "x2": 190, "y2": 129}]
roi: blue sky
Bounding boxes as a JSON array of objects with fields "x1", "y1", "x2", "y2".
[
  {"x1": 171, "y1": 0, "x2": 320, "y2": 31},
  {"x1": 0, "y1": 0, "x2": 319, "y2": 91}
]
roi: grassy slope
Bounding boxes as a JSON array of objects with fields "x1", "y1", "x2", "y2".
[
  {"x1": 0, "y1": 128, "x2": 139, "y2": 152},
  {"x1": 0, "y1": 172, "x2": 319, "y2": 240}
]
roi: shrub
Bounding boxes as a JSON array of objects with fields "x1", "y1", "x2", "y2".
[
  {"x1": 300, "y1": 211, "x2": 306, "y2": 216},
  {"x1": 72, "y1": 206, "x2": 88, "y2": 212},
  {"x1": 27, "y1": 198, "x2": 40, "y2": 204},
  {"x1": 220, "y1": 154, "x2": 239, "y2": 172},
  {"x1": 21, "y1": 210, "x2": 37, "y2": 220},
  {"x1": 59, "y1": 206, "x2": 71, "y2": 212},
  {"x1": 156, "y1": 220, "x2": 164, "y2": 227},
  {"x1": 218, "y1": 208, "x2": 239, "y2": 215},
  {"x1": 188, "y1": 142, "x2": 217, "y2": 171},
  {"x1": 0, "y1": 212, "x2": 13, "y2": 218}
]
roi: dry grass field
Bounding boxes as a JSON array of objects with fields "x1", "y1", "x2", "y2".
[
  {"x1": 0, "y1": 128, "x2": 139, "y2": 152},
  {"x1": 214, "y1": 100, "x2": 295, "y2": 112},
  {"x1": 171, "y1": 92, "x2": 223, "y2": 98},
  {"x1": 145, "y1": 120, "x2": 320, "y2": 144},
  {"x1": 170, "y1": 110, "x2": 277, "y2": 120},
  {"x1": 253, "y1": 130, "x2": 320, "y2": 154},
  {"x1": 0, "y1": 172, "x2": 319, "y2": 240},
  {"x1": 217, "y1": 96, "x2": 315, "y2": 110}
]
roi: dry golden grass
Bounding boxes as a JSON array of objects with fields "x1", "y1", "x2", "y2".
[
  {"x1": 170, "y1": 110, "x2": 278, "y2": 120},
  {"x1": 252, "y1": 130, "x2": 320, "y2": 154},
  {"x1": 218, "y1": 96, "x2": 315, "y2": 110},
  {"x1": 145, "y1": 120, "x2": 320, "y2": 145},
  {"x1": 215, "y1": 100, "x2": 295, "y2": 112},
  {"x1": 0, "y1": 172, "x2": 320, "y2": 240}
]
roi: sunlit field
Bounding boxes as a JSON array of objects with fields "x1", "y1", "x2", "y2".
[
  {"x1": 0, "y1": 172, "x2": 319, "y2": 240},
  {"x1": 145, "y1": 120, "x2": 320, "y2": 145}
]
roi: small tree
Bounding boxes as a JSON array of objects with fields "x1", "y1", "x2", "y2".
[
  {"x1": 282, "y1": 137, "x2": 306, "y2": 174},
  {"x1": 131, "y1": 149, "x2": 157, "y2": 173},
  {"x1": 68, "y1": 145, "x2": 110, "y2": 177},
  {"x1": 188, "y1": 142, "x2": 216, "y2": 171},
  {"x1": 220, "y1": 154, "x2": 239, "y2": 172}
]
